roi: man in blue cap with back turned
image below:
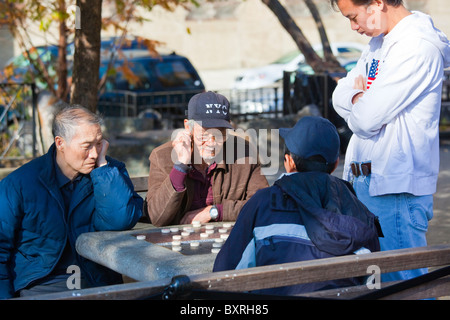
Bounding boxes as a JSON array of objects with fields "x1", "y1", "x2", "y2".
[{"x1": 213, "y1": 116, "x2": 383, "y2": 296}]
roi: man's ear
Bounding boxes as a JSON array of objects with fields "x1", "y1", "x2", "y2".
[
  {"x1": 284, "y1": 153, "x2": 297, "y2": 173},
  {"x1": 54, "y1": 136, "x2": 65, "y2": 151},
  {"x1": 370, "y1": 0, "x2": 386, "y2": 12},
  {"x1": 330, "y1": 158, "x2": 340, "y2": 174}
]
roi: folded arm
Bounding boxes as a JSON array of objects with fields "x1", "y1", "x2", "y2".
[{"x1": 333, "y1": 39, "x2": 443, "y2": 139}]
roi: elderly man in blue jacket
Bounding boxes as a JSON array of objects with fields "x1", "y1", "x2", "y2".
[
  {"x1": 0, "y1": 105, "x2": 142, "y2": 299},
  {"x1": 213, "y1": 116, "x2": 382, "y2": 295}
]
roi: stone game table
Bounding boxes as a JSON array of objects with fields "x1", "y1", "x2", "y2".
[{"x1": 75, "y1": 222, "x2": 233, "y2": 282}]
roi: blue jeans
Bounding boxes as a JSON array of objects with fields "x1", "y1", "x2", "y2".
[{"x1": 352, "y1": 174, "x2": 434, "y2": 282}]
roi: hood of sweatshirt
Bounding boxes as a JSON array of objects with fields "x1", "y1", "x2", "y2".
[
  {"x1": 383, "y1": 11, "x2": 450, "y2": 68},
  {"x1": 274, "y1": 172, "x2": 381, "y2": 256}
]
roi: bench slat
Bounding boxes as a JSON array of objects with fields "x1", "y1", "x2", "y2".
[
  {"x1": 131, "y1": 176, "x2": 148, "y2": 193},
  {"x1": 16, "y1": 244, "x2": 450, "y2": 300},
  {"x1": 188, "y1": 244, "x2": 450, "y2": 293}
]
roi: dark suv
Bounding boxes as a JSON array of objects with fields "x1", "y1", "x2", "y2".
[
  {"x1": 98, "y1": 51, "x2": 205, "y2": 125},
  {"x1": 2, "y1": 37, "x2": 205, "y2": 127}
]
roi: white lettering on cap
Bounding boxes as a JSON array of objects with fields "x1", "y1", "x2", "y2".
[{"x1": 204, "y1": 103, "x2": 228, "y2": 115}]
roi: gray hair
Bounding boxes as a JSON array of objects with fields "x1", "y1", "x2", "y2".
[{"x1": 52, "y1": 105, "x2": 103, "y2": 142}]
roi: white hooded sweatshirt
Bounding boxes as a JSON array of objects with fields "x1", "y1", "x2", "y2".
[{"x1": 333, "y1": 11, "x2": 450, "y2": 197}]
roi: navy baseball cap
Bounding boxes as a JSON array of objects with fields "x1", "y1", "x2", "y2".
[
  {"x1": 279, "y1": 116, "x2": 340, "y2": 164},
  {"x1": 187, "y1": 91, "x2": 233, "y2": 129}
]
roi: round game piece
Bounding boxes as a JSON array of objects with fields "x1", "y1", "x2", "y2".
[
  {"x1": 192, "y1": 221, "x2": 201, "y2": 227},
  {"x1": 205, "y1": 229, "x2": 214, "y2": 234},
  {"x1": 172, "y1": 245, "x2": 182, "y2": 252},
  {"x1": 172, "y1": 240, "x2": 181, "y2": 246},
  {"x1": 211, "y1": 248, "x2": 221, "y2": 254},
  {"x1": 170, "y1": 227, "x2": 179, "y2": 233},
  {"x1": 220, "y1": 234, "x2": 229, "y2": 240},
  {"x1": 190, "y1": 241, "x2": 200, "y2": 248},
  {"x1": 183, "y1": 226, "x2": 194, "y2": 232},
  {"x1": 214, "y1": 238, "x2": 224, "y2": 243},
  {"x1": 136, "y1": 235, "x2": 146, "y2": 240},
  {"x1": 218, "y1": 228, "x2": 228, "y2": 233},
  {"x1": 200, "y1": 233, "x2": 209, "y2": 238},
  {"x1": 212, "y1": 242, "x2": 222, "y2": 248},
  {"x1": 223, "y1": 223, "x2": 233, "y2": 228},
  {"x1": 181, "y1": 231, "x2": 190, "y2": 237},
  {"x1": 161, "y1": 228, "x2": 171, "y2": 234},
  {"x1": 205, "y1": 225, "x2": 214, "y2": 230},
  {"x1": 172, "y1": 235, "x2": 182, "y2": 241}
]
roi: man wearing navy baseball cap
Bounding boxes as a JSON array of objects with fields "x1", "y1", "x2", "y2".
[
  {"x1": 144, "y1": 91, "x2": 268, "y2": 226},
  {"x1": 214, "y1": 116, "x2": 382, "y2": 296}
]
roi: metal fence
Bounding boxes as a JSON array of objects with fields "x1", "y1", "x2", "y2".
[
  {"x1": 282, "y1": 71, "x2": 352, "y2": 153},
  {"x1": 96, "y1": 69, "x2": 450, "y2": 134},
  {"x1": 216, "y1": 85, "x2": 284, "y2": 122},
  {"x1": 0, "y1": 83, "x2": 38, "y2": 160},
  {"x1": 97, "y1": 89, "x2": 203, "y2": 128}
]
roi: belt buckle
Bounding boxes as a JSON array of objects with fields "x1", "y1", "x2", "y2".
[
  {"x1": 351, "y1": 161, "x2": 371, "y2": 178},
  {"x1": 350, "y1": 162, "x2": 361, "y2": 177},
  {"x1": 361, "y1": 162, "x2": 371, "y2": 176}
]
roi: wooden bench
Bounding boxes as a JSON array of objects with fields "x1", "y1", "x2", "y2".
[
  {"x1": 79, "y1": 176, "x2": 449, "y2": 300},
  {"x1": 131, "y1": 176, "x2": 149, "y2": 194},
  {"x1": 18, "y1": 244, "x2": 450, "y2": 300}
]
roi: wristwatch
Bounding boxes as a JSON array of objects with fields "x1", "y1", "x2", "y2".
[{"x1": 209, "y1": 205, "x2": 219, "y2": 221}]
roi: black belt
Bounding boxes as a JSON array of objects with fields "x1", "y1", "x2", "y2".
[{"x1": 351, "y1": 162, "x2": 372, "y2": 177}]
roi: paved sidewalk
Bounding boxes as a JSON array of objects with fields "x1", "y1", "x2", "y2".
[{"x1": 428, "y1": 141, "x2": 450, "y2": 245}]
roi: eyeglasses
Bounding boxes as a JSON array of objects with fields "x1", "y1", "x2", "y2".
[{"x1": 194, "y1": 128, "x2": 227, "y2": 143}]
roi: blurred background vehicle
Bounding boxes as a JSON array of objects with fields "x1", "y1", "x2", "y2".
[
  {"x1": 233, "y1": 42, "x2": 364, "y2": 90},
  {"x1": 98, "y1": 50, "x2": 205, "y2": 124},
  {"x1": 1, "y1": 36, "x2": 205, "y2": 125},
  {"x1": 1, "y1": 45, "x2": 62, "y2": 90}
]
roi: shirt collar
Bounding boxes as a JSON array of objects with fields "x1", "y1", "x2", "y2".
[
  {"x1": 190, "y1": 162, "x2": 217, "y2": 176},
  {"x1": 53, "y1": 153, "x2": 82, "y2": 188}
]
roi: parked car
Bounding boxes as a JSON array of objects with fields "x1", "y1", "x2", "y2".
[
  {"x1": 97, "y1": 50, "x2": 205, "y2": 122},
  {"x1": 233, "y1": 42, "x2": 365, "y2": 90},
  {"x1": 294, "y1": 57, "x2": 358, "y2": 76},
  {"x1": 1, "y1": 45, "x2": 60, "y2": 89},
  {"x1": 1, "y1": 37, "x2": 205, "y2": 125},
  {"x1": 232, "y1": 55, "x2": 358, "y2": 116}
]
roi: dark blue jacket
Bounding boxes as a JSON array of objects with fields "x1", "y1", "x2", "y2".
[
  {"x1": 0, "y1": 144, "x2": 142, "y2": 299},
  {"x1": 213, "y1": 172, "x2": 382, "y2": 295}
]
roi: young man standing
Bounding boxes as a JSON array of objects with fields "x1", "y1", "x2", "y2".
[{"x1": 331, "y1": 0, "x2": 450, "y2": 281}]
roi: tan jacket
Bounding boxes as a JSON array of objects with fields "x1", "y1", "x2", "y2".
[{"x1": 144, "y1": 136, "x2": 269, "y2": 226}]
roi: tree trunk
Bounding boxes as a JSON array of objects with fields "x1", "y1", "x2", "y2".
[
  {"x1": 56, "y1": 0, "x2": 68, "y2": 101},
  {"x1": 261, "y1": 0, "x2": 345, "y2": 73},
  {"x1": 70, "y1": 0, "x2": 102, "y2": 112},
  {"x1": 303, "y1": 0, "x2": 343, "y2": 71}
]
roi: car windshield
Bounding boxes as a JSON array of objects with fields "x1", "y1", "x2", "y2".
[
  {"x1": 272, "y1": 46, "x2": 362, "y2": 65},
  {"x1": 154, "y1": 60, "x2": 198, "y2": 88},
  {"x1": 100, "y1": 58, "x2": 200, "y2": 91},
  {"x1": 6, "y1": 47, "x2": 57, "y2": 69},
  {"x1": 272, "y1": 51, "x2": 301, "y2": 64}
]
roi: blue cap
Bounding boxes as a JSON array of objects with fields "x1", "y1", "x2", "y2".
[
  {"x1": 279, "y1": 116, "x2": 340, "y2": 164},
  {"x1": 187, "y1": 91, "x2": 233, "y2": 129}
]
